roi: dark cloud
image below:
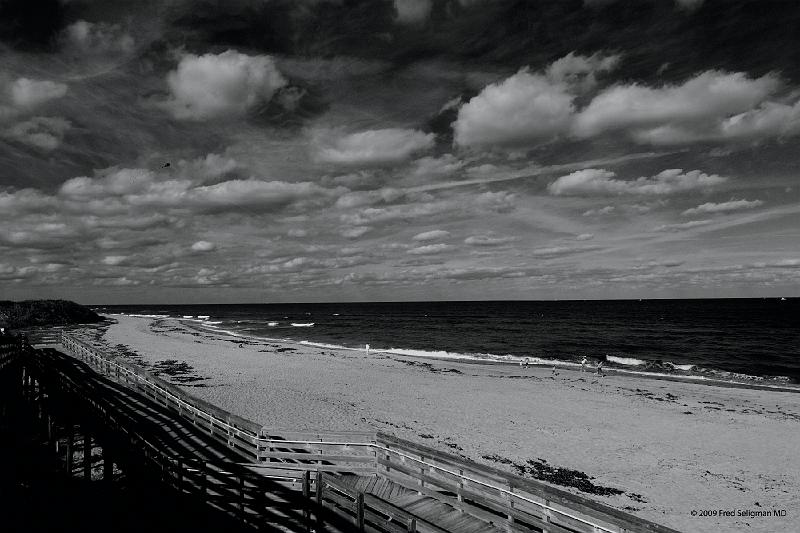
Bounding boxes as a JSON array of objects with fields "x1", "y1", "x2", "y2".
[{"x1": 0, "y1": 0, "x2": 66, "y2": 51}]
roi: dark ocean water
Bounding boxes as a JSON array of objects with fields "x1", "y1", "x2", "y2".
[{"x1": 94, "y1": 299, "x2": 800, "y2": 384}]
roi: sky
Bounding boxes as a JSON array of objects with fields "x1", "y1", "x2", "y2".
[{"x1": 1, "y1": 0, "x2": 799, "y2": 304}]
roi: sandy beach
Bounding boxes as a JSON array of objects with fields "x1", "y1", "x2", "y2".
[{"x1": 89, "y1": 315, "x2": 799, "y2": 533}]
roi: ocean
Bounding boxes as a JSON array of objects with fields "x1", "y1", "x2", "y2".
[{"x1": 94, "y1": 299, "x2": 800, "y2": 385}]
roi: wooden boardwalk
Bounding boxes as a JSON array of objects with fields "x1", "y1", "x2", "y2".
[{"x1": 0, "y1": 332, "x2": 683, "y2": 533}]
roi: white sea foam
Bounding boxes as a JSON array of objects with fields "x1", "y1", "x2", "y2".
[
  {"x1": 607, "y1": 355, "x2": 645, "y2": 366},
  {"x1": 116, "y1": 313, "x2": 170, "y2": 319},
  {"x1": 300, "y1": 341, "x2": 360, "y2": 351},
  {"x1": 197, "y1": 315, "x2": 210, "y2": 319},
  {"x1": 182, "y1": 315, "x2": 194, "y2": 319},
  {"x1": 291, "y1": 323, "x2": 314, "y2": 327},
  {"x1": 267, "y1": 322, "x2": 278, "y2": 326}
]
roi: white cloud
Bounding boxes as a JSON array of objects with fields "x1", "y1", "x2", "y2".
[
  {"x1": 412, "y1": 230, "x2": 450, "y2": 241},
  {"x1": 3, "y1": 116, "x2": 70, "y2": 150},
  {"x1": 654, "y1": 219, "x2": 712, "y2": 232},
  {"x1": 409, "y1": 154, "x2": 465, "y2": 181},
  {"x1": 582, "y1": 206, "x2": 615, "y2": 216},
  {"x1": 453, "y1": 53, "x2": 618, "y2": 148},
  {"x1": 9, "y1": 78, "x2": 68, "y2": 108},
  {"x1": 548, "y1": 168, "x2": 726, "y2": 196},
  {"x1": 407, "y1": 243, "x2": 452, "y2": 255},
  {"x1": 546, "y1": 52, "x2": 620, "y2": 92},
  {"x1": 191, "y1": 240, "x2": 216, "y2": 252},
  {"x1": 162, "y1": 50, "x2": 287, "y2": 120},
  {"x1": 287, "y1": 228, "x2": 308, "y2": 238},
  {"x1": 394, "y1": 0, "x2": 432, "y2": 24},
  {"x1": 718, "y1": 100, "x2": 800, "y2": 141},
  {"x1": 63, "y1": 20, "x2": 134, "y2": 54},
  {"x1": 573, "y1": 71, "x2": 780, "y2": 142},
  {"x1": 682, "y1": 199, "x2": 763, "y2": 216},
  {"x1": 342, "y1": 226, "x2": 371, "y2": 239},
  {"x1": 314, "y1": 128, "x2": 435, "y2": 166},
  {"x1": 454, "y1": 68, "x2": 574, "y2": 147},
  {"x1": 58, "y1": 167, "x2": 336, "y2": 214},
  {"x1": 576, "y1": 233, "x2": 594, "y2": 241},
  {"x1": 102, "y1": 255, "x2": 128, "y2": 266},
  {"x1": 176, "y1": 153, "x2": 239, "y2": 183},
  {"x1": 464, "y1": 234, "x2": 516, "y2": 246}
]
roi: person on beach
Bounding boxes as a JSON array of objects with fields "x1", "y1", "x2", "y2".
[
  {"x1": 365, "y1": 344, "x2": 370, "y2": 355},
  {"x1": 581, "y1": 356, "x2": 588, "y2": 372},
  {"x1": 596, "y1": 360, "x2": 604, "y2": 376},
  {"x1": 520, "y1": 357, "x2": 530, "y2": 368}
]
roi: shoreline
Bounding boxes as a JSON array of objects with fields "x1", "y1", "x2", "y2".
[
  {"x1": 82, "y1": 314, "x2": 800, "y2": 533},
  {"x1": 172, "y1": 316, "x2": 800, "y2": 395}
]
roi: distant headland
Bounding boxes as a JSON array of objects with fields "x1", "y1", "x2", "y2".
[{"x1": 0, "y1": 300, "x2": 103, "y2": 329}]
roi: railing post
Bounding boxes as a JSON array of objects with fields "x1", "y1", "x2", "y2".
[
  {"x1": 177, "y1": 459, "x2": 183, "y2": 492},
  {"x1": 407, "y1": 517, "x2": 417, "y2": 532},
  {"x1": 238, "y1": 474, "x2": 245, "y2": 519},
  {"x1": 302, "y1": 471, "x2": 311, "y2": 533},
  {"x1": 356, "y1": 492, "x2": 365, "y2": 531},
  {"x1": 65, "y1": 422, "x2": 74, "y2": 476},
  {"x1": 83, "y1": 431, "x2": 92, "y2": 480},
  {"x1": 316, "y1": 470, "x2": 324, "y2": 533}
]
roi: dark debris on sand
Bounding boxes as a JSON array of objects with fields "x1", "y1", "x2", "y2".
[
  {"x1": 150, "y1": 359, "x2": 209, "y2": 385},
  {"x1": 397, "y1": 360, "x2": 463, "y2": 374},
  {"x1": 481, "y1": 454, "x2": 625, "y2": 497}
]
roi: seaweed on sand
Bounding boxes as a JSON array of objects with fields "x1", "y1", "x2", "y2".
[
  {"x1": 151, "y1": 359, "x2": 209, "y2": 384},
  {"x1": 481, "y1": 454, "x2": 624, "y2": 496}
]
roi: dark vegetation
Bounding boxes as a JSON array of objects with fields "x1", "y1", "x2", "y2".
[{"x1": 0, "y1": 300, "x2": 103, "y2": 329}]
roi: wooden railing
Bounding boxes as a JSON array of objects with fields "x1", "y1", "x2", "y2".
[
  {"x1": 58, "y1": 332, "x2": 681, "y2": 533},
  {"x1": 0, "y1": 334, "x2": 25, "y2": 371}
]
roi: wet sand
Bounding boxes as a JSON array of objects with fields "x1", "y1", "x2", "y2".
[{"x1": 90, "y1": 315, "x2": 800, "y2": 533}]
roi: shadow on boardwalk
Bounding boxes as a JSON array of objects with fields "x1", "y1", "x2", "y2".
[{"x1": 1, "y1": 348, "x2": 351, "y2": 533}]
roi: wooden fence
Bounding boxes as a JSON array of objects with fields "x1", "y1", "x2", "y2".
[{"x1": 58, "y1": 333, "x2": 680, "y2": 533}]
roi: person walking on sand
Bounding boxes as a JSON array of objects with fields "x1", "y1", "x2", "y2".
[
  {"x1": 520, "y1": 357, "x2": 530, "y2": 368},
  {"x1": 596, "y1": 360, "x2": 604, "y2": 376},
  {"x1": 581, "y1": 356, "x2": 588, "y2": 372}
]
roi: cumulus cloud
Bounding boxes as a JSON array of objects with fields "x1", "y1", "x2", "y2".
[
  {"x1": 314, "y1": 128, "x2": 435, "y2": 166},
  {"x1": 3, "y1": 116, "x2": 70, "y2": 150},
  {"x1": 582, "y1": 206, "x2": 615, "y2": 216},
  {"x1": 573, "y1": 71, "x2": 780, "y2": 143},
  {"x1": 102, "y1": 255, "x2": 128, "y2": 266},
  {"x1": 8, "y1": 78, "x2": 68, "y2": 108},
  {"x1": 407, "y1": 243, "x2": 452, "y2": 255},
  {"x1": 548, "y1": 168, "x2": 726, "y2": 196},
  {"x1": 57, "y1": 167, "x2": 338, "y2": 215},
  {"x1": 546, "y1": 52, "x2": 620, "y2": 92},
  {"x1": 342, "y1": 226, "x2": 371, "y2": 239},
  {"x1": 682, "y1": 199, "x2": 763, "y2": 216},
  {"x1": 654, "y1": 219, "x2": 712, "y2": 232},
  {"x1": 62, "y1": 20, "x2": 134, "y2": 55},
  {"x1": 394, "y1": 0, "x2": 432, "y2": 24},
  {"x1": 453, "y1": 52, "x2": 619, "y2": 148},
  {"x1": 409, "y1": 154, "x2": 465, "y2": 181},
  {"x1": 412, "y1": 230, "x2": 450, "y2": 241},
  {"x1": 162, "y1": 50, "x2": 287, "y2": 120},
  {"x1": 463, "y1": 234, "x2": 517, "y2": 246},
  {"x1": 576, "y1": 233, "x2": 594, "y2": 241},
  {"x1": 454, "y1": 68, "x2": 575, "y2": 147},
  {"x1": 717, "y1": 100, "x2": 800, "y2": 141},
  {"x1": 191, "y1": 240, "x2": 216, "y2": 252}
]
